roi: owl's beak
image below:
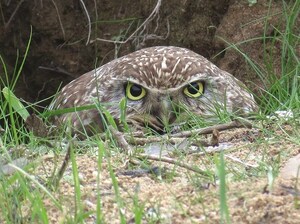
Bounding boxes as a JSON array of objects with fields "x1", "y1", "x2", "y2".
[
  {"x1": 160, "y1": 98, "x2": 175, "y2": 126},
  {"x1": 149, "y1": 96, "x2": 176, "y2": 131}
]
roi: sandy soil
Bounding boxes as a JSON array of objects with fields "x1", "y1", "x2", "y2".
[{"x1": 32, "y1": 125, "x2": 300, "y2": 223}]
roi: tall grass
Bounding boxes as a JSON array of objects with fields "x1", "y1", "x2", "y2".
[
  {"x1": 0, "y1": 28, "x2": 58, "y2": 223},
  {"x1": 0, "y1": 27, "x2": 32, "y2": 145},
  {"x1": 214, "y1": 1, "x2": 299, "y2": 222},
  {"x1": 217, "y1": 1, "x2": 299, "y2": 115},
  {"x1": 260, "y1": 0, "x2": 300, "y2": 113}
]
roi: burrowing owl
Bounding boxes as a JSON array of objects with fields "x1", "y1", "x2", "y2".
[{"x1": 50, "y1": 46, "x2": 257, "y2": 135}]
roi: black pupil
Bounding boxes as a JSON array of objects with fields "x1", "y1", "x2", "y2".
[
  {"x1": 188, "y1": 82, "x2": 200, "y2": 94},
  {"x1": 130, "y1": 84, "x2": 142, "y2": 97}
]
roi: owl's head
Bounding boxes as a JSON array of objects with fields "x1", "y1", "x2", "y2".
[{"x1": 52, "y1": 46, "x2": 258, "y2": 134}]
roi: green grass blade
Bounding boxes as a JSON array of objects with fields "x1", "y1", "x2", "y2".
[
  {"x1": 217, "y1": 153, "x2": 231, "y2": 224},
  {"x1": 2, "y1": 87, "x2": 30, "y2": 121},
  {"x1": 96, "y1": 140, "x2": 105, "y2": 223},
  {"x1": 8, "y1": 164, "x2": 62, "y2": 210}
]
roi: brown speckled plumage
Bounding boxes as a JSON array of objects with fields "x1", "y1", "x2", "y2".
[{"x1": 50, "y1": 46, "x2": 257, "y2": 135}]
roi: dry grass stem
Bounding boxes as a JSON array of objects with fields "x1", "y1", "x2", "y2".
[
  {"x1": 52, "y1": 141, "x2": 73, "y2": 188},
  {"x1": 38, "y1": 66, "x2": 76, "y2": 78},
  {"x1": 4, "y1": 0, "x2": 24, "y2": 29},
  {"x1": 224, "y1": 154, "x2": 259, "y2": 168},
  {"x1": 137, "y1": 153, "x2": 211, "y2": 177},
  {"x1": 109, "y1": 126, "x2": 134, "y2": 155},
  {"x1": 79, "y1": 0, "x2": 91, "y2": 45},
  {"x1": 51, "y1": 0, "x2": 65, "y2": 40},
  {"x1": 171, "y1": 119, "x2": 253, "y2": 138},
  {"x1": 89, "y1": 0, "x2": 162, "y2": 45}
]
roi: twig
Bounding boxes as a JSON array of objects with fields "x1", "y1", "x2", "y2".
[
  {"x1": 128, "y1": 135, "x2": 215, "y2": 147},
  {"x1": 79, "y1": 0, "x2": 91, "y2": 45},
  {"x1": 38, "y1": 66, "x2": 76, "y2": 77},
  {"x1": 109, "y1": 126, "x2": 133, "y2": 155},
  {"x1": 108, "y1": 127, "x2": 213, "y2": 177},
  {"x1": 210, "y1": 129, "x2": 220, "y2": 146},
  {"x1": 137, "y1": 153, "x2": 212, "y2": 177},
  {"x1": 224, "y1": 154, "x2": 258, "y2": 168},
  {"x1": 127, "y1": 136, "x2": 186, "y2": 145},
  {"x1": 171, "y1": 119, "x2": 253, "y2": 138},
  {"x1": 188, "y1": 143, "x2": 234, "y2": 155},
  {"x1": 89, "y1": 0, "x2": 162, "y2": 44},
  {"x1": 51, "y1": 0, "x2": 65, "y2": 40},
  {"x1": 51, "y1": 140, "x2": 73, "y2": 189},
  {"x1": 125, "y1": 119, "x2": 251, "y2": 145},
  {"x1": 4, "y1": 0, "x2": 24, "y2": 29}
]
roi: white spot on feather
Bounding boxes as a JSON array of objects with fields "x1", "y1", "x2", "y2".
[
  {"x1": 164, "y1": 72, "x2": 171, "y2": 77},
  {"x1": 161, "y1": 56, "x2": 167, "y2": 69},
  {"x1": 74, "y1": 98, "x2": 79, "y2": 105},
  {"x1": 91, "y1": 88, "x2": 97, "y2": 95},
  {"x1": 62, "y1": 98, "x2": 68, "y2": 105}
]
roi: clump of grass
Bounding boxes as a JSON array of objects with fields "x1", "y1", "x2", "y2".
[
  {"x1": 0, "y1": 28, "x2": 32, "y2": 145},
  {"x1": 259, "y1": 0, "x2": 300, "y2": 114},
  {"x1": 0, "y1": 28, "x2": 61, "y2": 223},
  {"x1": 223, "y1": 1, "x2": 299, "y2": 115}
]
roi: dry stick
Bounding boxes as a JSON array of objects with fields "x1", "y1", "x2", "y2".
[
  {"x1": 89, "y1": 0, "x2": 162, "y2": 44},
  {"x1": 170, "y1": 119, "x2": 253, "y2": 138},
  {"x1": 128, "y1": 135, "x2": 214, "y2": 147},
  {"x1": 109, "y1": 126, "x2": 134, "y2": 156},
  {"x1": 38, "y1": 66, "x2": 76, "y2": 77},
  {"x1": 211, "y1": 129, "x2": 220, "y2": 145},
  {"x1": 52, "y1": 141, "x2": 72, "y2": 189},
  {"x1": 224, "y1": 155, "x2": 258, "y2": 168},
  {"x1": 110, "y1": 119, "x2": 254, "y2": 176},
  {"x1": 79, "y1": 0, "x2": 91, "y2": 45},
  {"x1": 137, "y1": 153, "x2": 211, "y2": 177},
  {"x1": 4, "y1": 0, "x2": 24, "y2": 29},
  {"x1": 127, "y1": 119, "x2": 253, "y2": 145},
  {"x1": 51, "y1": 0, "x2": 65, "y2": 40},
  {"x1": 127, "y1": 136, "x2": 186, "y2": 145},
  {"x1": 110, "y1": 127, "x2": 210, "y2": 177},
  {"x1": 197, "y1": 146, "x2": 231, "y2": 155}
]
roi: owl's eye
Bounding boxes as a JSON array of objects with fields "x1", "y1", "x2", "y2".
[
  {"x1": 183, "y1": 81, "x2": 204, "y2": 98},
  {"x1": 126, "y1": 83, "x2": 146, "y2": 100}
]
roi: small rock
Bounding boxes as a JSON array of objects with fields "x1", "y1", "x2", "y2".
[{"x1": 279, "y1": 153, "x2": 300, "y2": 179}]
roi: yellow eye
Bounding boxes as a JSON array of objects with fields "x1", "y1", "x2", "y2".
[
  {"x1": 126, "y1": 83, "x2": 146, "y2": 101},
  {"x1": 183, "y1": 81, "x2": 204, "y2": 98}
]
